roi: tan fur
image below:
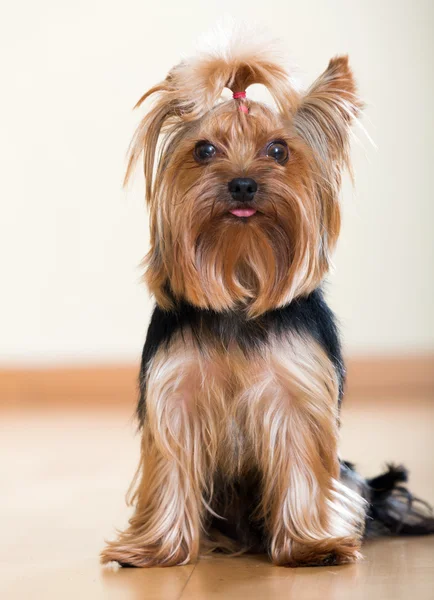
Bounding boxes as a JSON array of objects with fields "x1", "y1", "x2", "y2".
[
  {"x1": 101, "y1": 335, "x2": 228, "y2": 566},
  {"x1": 102, "y1": 40, "x2": 365, "y2": 568},
  {"x1": 102, "y1": 332, "x2": 365, "y2": 567},
  {"x1": 237, "y1": 335, "x2": 365, "y2": 565},
  {"x1": 124, "y1": 50, "x2": 360, "y2": 315}
]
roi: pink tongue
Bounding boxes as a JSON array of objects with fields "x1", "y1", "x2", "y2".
[{"x1": 229, "y1": 208, "x2": 257, "y2": 218}]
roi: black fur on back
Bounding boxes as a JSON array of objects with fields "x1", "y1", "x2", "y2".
[{"x1": 136, "y1": 287, "x2": 345, "y2": 425}]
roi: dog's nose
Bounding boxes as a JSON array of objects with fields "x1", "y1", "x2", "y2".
[{"x1": 228, "y1": 177, "x2": 258, "y2": 202}]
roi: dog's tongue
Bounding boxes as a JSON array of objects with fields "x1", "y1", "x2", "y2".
[{"x1": 229, "y1": 208, "x2": 257, "y2": 218}]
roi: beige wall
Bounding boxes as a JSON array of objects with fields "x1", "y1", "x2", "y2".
[{"x1": 1, "y1": 0, "x2": 433, "y2": 365}]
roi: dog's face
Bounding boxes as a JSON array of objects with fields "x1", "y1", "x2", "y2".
[{"x1": 127, "y1": 53, "x2": 361, "y2": 316}]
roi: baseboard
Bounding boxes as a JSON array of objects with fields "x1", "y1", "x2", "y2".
[
  {"x1": 1, "y1": 355, "x2": 433, "y2": 408},
  {"x1": 0, "y1": 365, "x2": 139, "y2": 409},
  {"x1": 346, "y1": 355, "x2": 434, "y2": 395}
]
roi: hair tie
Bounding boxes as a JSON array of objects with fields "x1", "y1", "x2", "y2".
[{"x1": 233, "y1": 91, "x2": 249, "y2": 113}]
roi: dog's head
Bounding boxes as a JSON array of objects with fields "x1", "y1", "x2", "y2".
[{"x1": 127, "y1": 42, "x2": 361, "y2": 316}]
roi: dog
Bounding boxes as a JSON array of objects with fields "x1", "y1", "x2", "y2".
[{"x1": 101, "y1": 36, "x2": 434, "y2": 568}]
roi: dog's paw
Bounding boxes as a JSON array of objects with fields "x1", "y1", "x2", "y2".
[
  {"x1": 272, "y1": 537, "x2": 362, "y2": 568},
  {"x1": 100, "y1": 541, "x2": 191, "y2": 568}
]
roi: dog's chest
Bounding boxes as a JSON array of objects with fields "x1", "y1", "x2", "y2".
[{"x1": 137, "y1": 289, "x2": 345, "y2": 425}]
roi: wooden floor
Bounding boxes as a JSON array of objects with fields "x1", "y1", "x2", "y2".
[{"x1": 1, "y1": 393, "x2": 433, "y2": 599}]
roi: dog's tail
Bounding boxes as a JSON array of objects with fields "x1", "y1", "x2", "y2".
[{"x1": 341, "y1": 461, "x2": 434, "y2": 536}]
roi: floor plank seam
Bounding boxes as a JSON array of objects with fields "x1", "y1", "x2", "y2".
[{"x1": 177, "y1": 562, "x2": 197, "y2": 600}]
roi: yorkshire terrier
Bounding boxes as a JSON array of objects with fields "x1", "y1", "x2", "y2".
[{"x1": 101, "y1": 37, "x2": 434, "y2": 568}]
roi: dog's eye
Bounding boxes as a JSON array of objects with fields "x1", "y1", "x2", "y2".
[
  {"x1": 266, "y1": 141, "x2": 289, "y2": 165},
  {"x1": 194, "y1": 141, "x2": 217, "y2": 163}
]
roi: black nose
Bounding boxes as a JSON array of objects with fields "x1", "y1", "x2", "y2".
[{"x1": 228, "y1": 177, "x2": 258, "y2": 202}]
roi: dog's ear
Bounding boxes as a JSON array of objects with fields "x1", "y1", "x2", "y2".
[
  {"x1": 294, "y1": 56, "x2": 362, "y2": 171},
  {"x1": 293, "y1": 57, "x2": 362, "y2": 266}
]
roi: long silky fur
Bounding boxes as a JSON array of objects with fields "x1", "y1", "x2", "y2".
[
  {"x1": 123, "y1": 43, "x2": 361, "y2": 315},
  {"x1": 102, "y1": 34, "x2": 432, "y2": 570}
]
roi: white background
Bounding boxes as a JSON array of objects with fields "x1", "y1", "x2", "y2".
[{"x1": 1, "y1": 0, "x2": 433, "y2": 365}]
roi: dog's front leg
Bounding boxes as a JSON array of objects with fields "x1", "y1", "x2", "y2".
[
  {"x1": 243, "y1": 334, "x2": 366, "y2": 567},
  {"x1": 101, "y1": 337, "x2": 222, "y2": 567}
]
